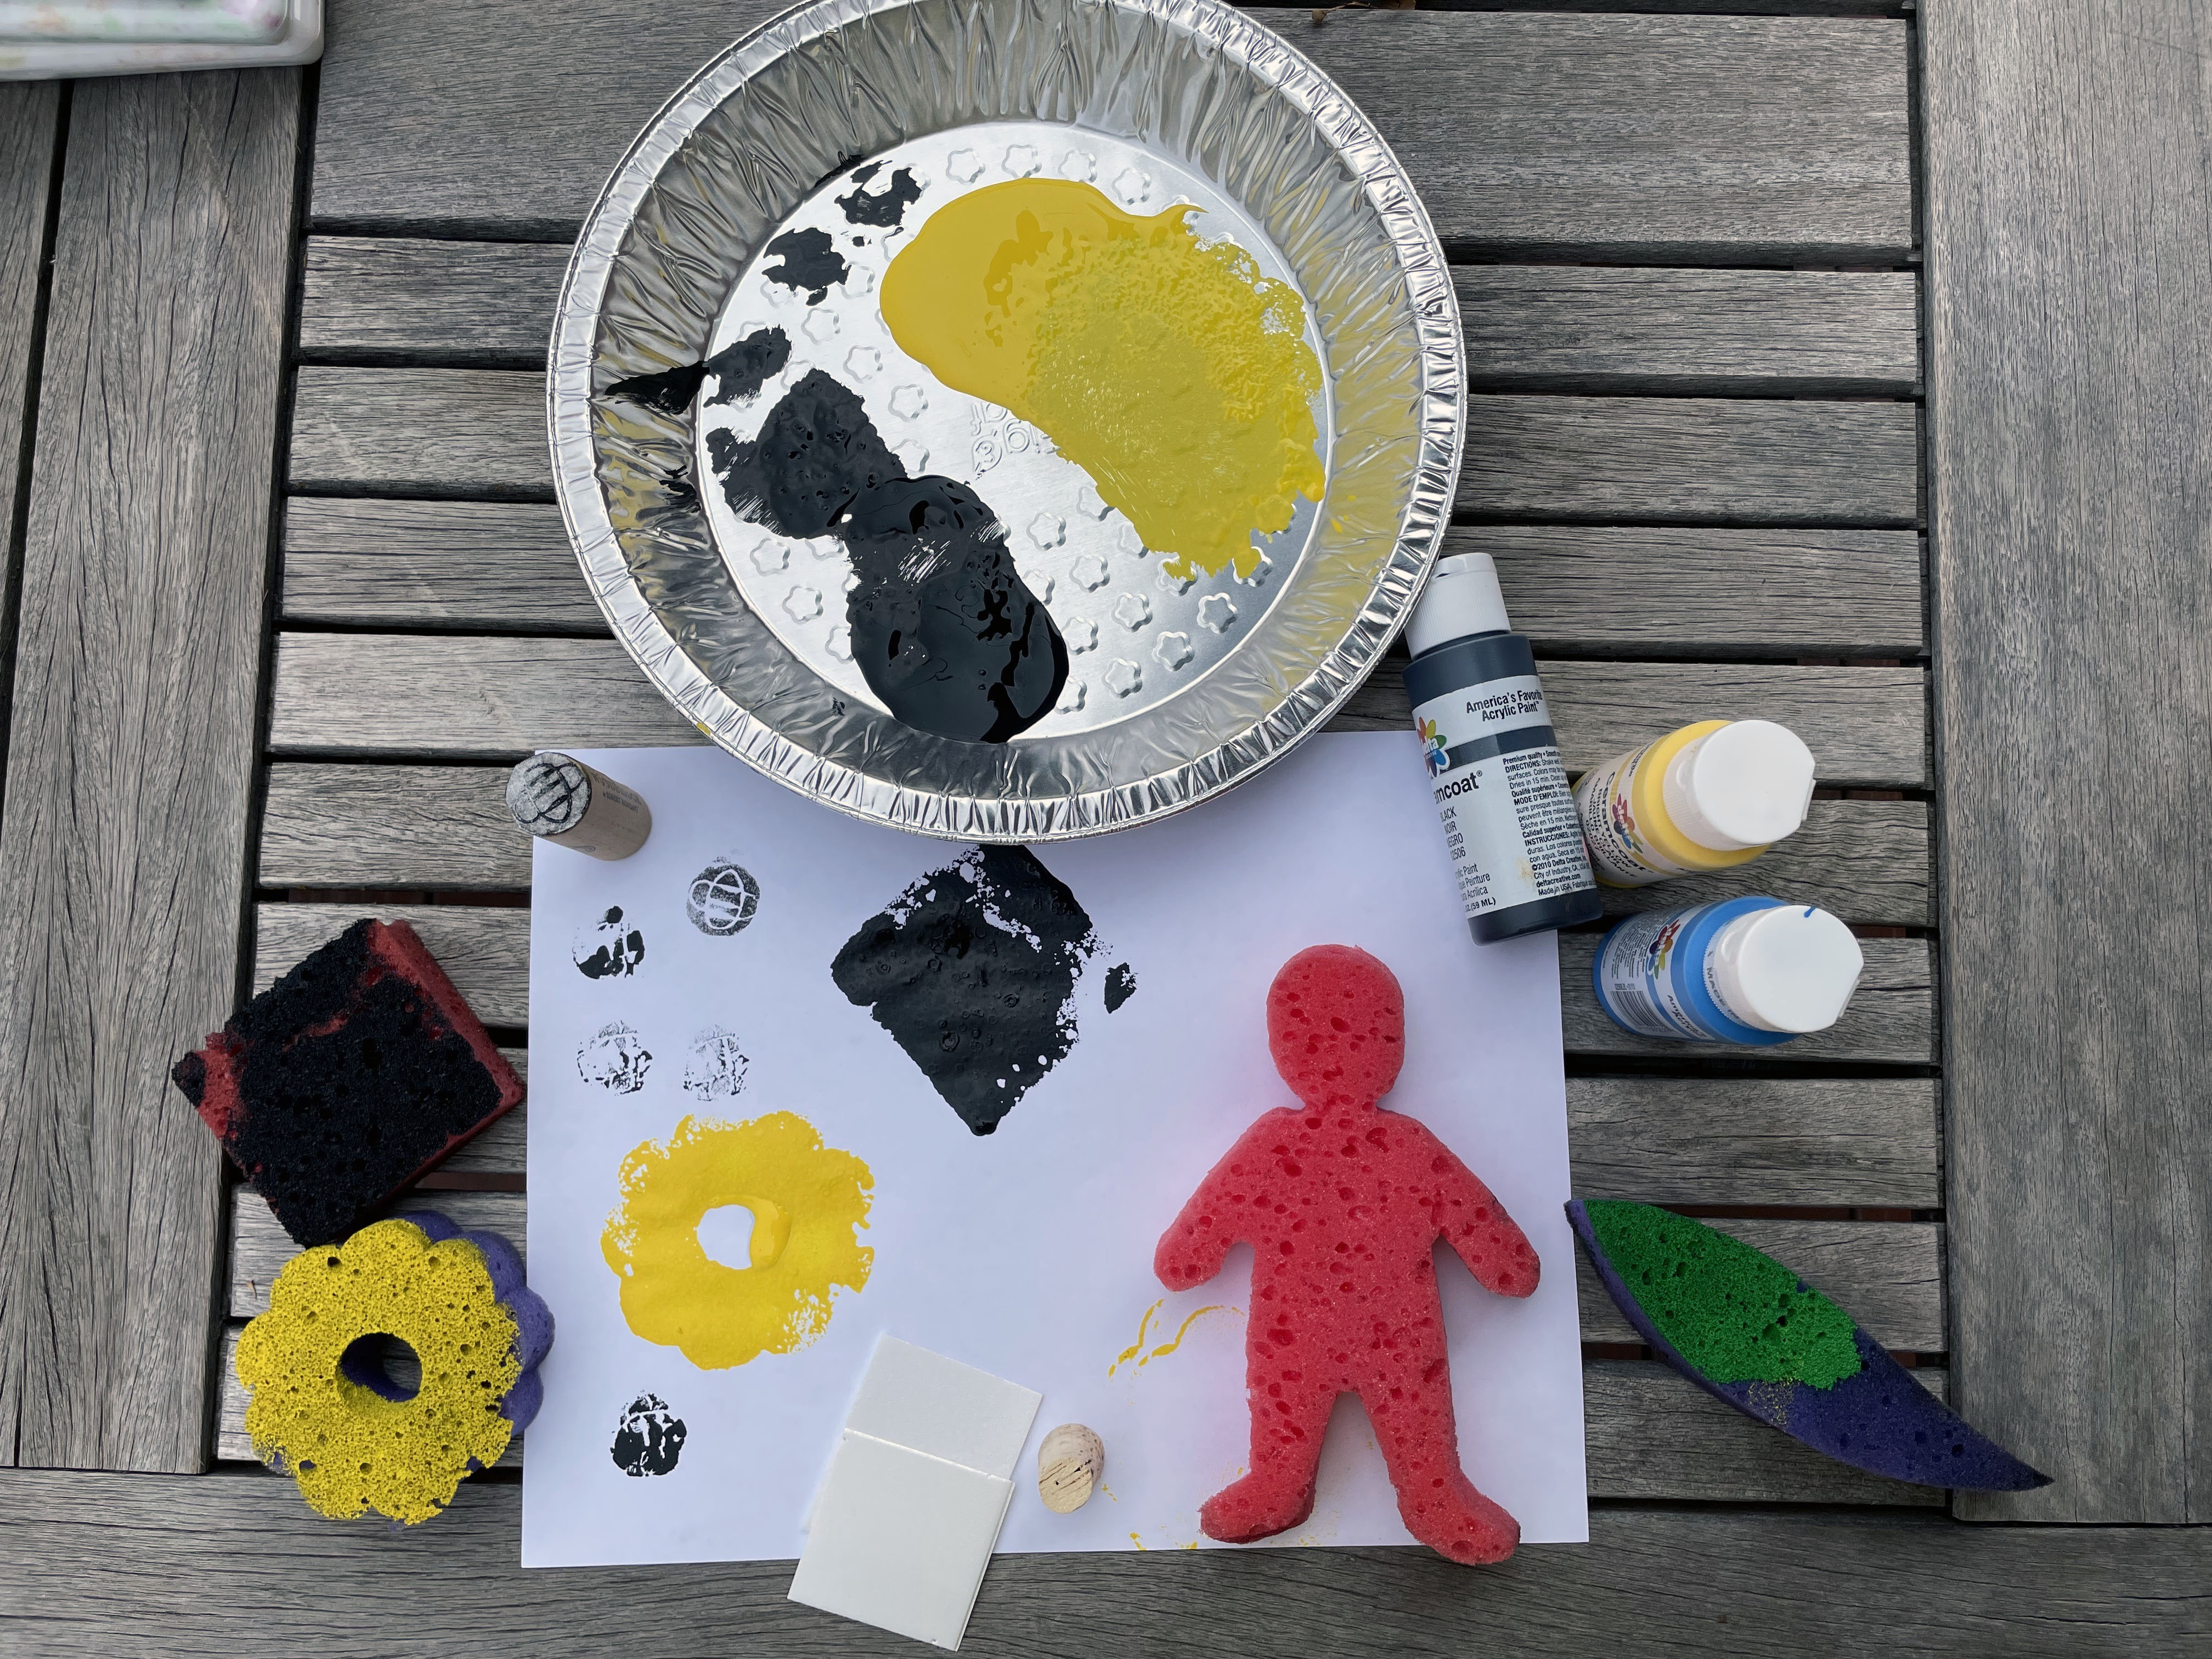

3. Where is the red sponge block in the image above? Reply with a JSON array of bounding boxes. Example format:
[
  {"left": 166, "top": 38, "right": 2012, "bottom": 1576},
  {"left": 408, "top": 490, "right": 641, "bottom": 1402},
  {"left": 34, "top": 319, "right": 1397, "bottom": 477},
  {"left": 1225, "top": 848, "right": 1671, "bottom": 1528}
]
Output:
[{"left": 1155, "top": 945, "right": 1537, "bottom": 1565}]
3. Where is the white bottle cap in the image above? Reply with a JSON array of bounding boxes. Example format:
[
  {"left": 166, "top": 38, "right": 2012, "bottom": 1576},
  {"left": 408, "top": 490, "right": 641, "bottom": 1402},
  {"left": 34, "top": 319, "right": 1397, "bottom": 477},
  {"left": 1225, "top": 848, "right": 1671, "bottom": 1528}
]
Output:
[
  {"left": 1661, "top": 720, "right": 1817, "bottom": 852},
  {"left": 1404, "top": 552, "right": 1513, "bottom": 657},
  {"left": 1708, "top": 905, "right": 1863, "bottom": 1034}
]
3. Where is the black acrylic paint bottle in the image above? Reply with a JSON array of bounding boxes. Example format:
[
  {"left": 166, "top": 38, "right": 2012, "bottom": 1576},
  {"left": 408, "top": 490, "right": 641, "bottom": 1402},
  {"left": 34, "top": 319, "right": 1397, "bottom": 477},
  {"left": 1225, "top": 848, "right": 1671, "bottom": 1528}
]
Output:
[{"left": 1402, "top": 553, "right": 1603, "bottom": 944}]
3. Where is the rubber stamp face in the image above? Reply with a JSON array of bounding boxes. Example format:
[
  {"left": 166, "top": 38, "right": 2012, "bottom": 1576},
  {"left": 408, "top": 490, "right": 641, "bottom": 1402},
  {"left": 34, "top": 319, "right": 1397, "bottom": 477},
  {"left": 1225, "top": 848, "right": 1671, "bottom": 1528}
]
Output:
[{"left": 508, "top": 753, "right": 591, "bottom": 837}]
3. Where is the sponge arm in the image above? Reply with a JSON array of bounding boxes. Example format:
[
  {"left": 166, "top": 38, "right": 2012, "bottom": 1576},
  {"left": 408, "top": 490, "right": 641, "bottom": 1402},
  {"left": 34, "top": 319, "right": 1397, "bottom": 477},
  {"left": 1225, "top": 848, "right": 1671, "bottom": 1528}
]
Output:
[
  {"left": 1432, "top": 1144, "right": 1540, "bottom": 1300},
  {"left": 1154, "top": 1126, "right": 1267, "bottom": 1290}
]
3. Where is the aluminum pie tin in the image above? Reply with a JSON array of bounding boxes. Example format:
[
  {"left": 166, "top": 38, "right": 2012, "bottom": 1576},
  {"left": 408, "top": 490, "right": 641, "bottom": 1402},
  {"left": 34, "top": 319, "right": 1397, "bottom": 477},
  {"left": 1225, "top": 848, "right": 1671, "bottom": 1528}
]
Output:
[{"left": 549, "top": 0, "right": 1464, "bottom": 842}]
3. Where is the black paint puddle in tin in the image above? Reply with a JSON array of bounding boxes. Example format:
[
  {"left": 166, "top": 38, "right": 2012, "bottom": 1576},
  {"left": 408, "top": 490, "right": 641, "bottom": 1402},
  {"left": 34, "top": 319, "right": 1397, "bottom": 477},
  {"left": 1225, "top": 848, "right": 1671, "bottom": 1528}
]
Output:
[
  {"left": 831, "top": 847, "right": 1101, "bottom": 1136},
  {"left": 600, "top": 326, "right": 792, "bottom": 418},
  {"left": 707, "top": 369, "right": 1067, "bottom": 743},
  {"left": 611, "top": 1393, "right": 688, "bottom": 1476},
  {"left": 761, "top": 227, "right": 849, "bottom": 304},
  {"left": 836, "top": 162, "right": 922, "bottom": 229}
]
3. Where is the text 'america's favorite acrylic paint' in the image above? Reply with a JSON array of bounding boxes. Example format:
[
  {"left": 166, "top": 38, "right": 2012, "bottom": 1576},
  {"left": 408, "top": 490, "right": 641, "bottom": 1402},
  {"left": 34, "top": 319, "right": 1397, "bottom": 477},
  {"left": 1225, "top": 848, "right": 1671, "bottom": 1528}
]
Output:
[
  {"left": 1403, "top": 553, "right": 1602, "bottom": 944},
  {"left": 1592, "top": 897, "right": 1863, "bottom": 1046},
  {"left": 1572, "top": 719, "right": 1816, "bottom": 888}
]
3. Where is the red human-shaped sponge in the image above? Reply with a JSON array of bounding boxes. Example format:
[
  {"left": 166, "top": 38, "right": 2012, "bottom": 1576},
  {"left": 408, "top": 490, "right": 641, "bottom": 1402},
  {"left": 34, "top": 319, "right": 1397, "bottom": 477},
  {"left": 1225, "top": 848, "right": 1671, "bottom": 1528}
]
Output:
[{"left": 1155, "top": 945, "right": 1538, "bottom": 1565}]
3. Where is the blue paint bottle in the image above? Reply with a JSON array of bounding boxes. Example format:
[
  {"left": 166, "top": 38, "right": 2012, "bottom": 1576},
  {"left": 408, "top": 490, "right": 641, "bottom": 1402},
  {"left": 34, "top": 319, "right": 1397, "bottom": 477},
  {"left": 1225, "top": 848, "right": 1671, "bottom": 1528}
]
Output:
[
  {"left": 1592, "top": 896, "right": 1864, "bottom": 1046},
  {"left": 1403, "top": 553, "right": 1602, "bottom": 944}
]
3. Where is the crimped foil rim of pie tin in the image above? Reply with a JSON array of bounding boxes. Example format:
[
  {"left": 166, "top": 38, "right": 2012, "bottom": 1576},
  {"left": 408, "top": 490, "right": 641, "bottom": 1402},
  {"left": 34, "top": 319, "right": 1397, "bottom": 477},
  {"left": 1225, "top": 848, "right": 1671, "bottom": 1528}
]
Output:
[{"left": 549, "top": 0, "right": 1465, "bottom": 842}]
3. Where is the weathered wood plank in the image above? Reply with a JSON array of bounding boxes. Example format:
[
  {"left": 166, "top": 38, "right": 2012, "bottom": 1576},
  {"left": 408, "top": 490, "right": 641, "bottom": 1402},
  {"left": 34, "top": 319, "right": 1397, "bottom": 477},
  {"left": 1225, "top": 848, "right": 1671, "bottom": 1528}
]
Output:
[
  {"left": 258, "top": 763, "right": 1929, "bottom": 926},
  {"left": 311, "top": 5, "right": 1910, "bottom": 259},
  {"left": 299, "top": 236, "right": 569, "bottom": 362},
  {"left": 1925, "top": 0, "right": 2212, "bottom": 1525},
  {"left": 208, "top": 1320, "right": 1940, "bottom": 1505},
  {"left": 1455, "top": 268, "right": 1920, "bottom": 397},
  {"left": 298, "top": 236, "right": 1920, "bottom": 399},
  {"left": 280, "top": 498, "right": 604, "bottom": 631},
  {"left": 266, "top": 636, "right": 1929, "bottom": 786},
  {"left": 252, "top": 901, "right": 1933, "bottom": 1066},
  {"left": 1335, "top": 659, "right": 1928, "bottom": 789},
  {"left": 1568, "top": 1077, "right": 1938, "bottom": 1210},
  {"left": 0, "top": 1483, "right": 2180, "bottom": 1659},
  {"left": 224, "top": 1185, "right": 1942, "bottom": 1355},
  {"left": 1599, "top": 799, "right": 1929, "bottom": 928},
  {"left": 317, "top": 1060, "right": 1936, "bottom": 1211},
  {"left": 0, "top": 71, "right": 300, "bottom": 1475},
  {"left": 288, "top": 368, "right": 1919, "bottom": 528},
  {"left": 1561, "top": 933, "right": 1934, "bottom": 1066},
  {"left": 1479, "top": 526, "right": 1925, "bottom": 659},
  {"left": 1458, "top": 396, "right": 1919, "bottom": 527},
  {"left": 260, "top": 763, "right": 529, "bottom": 888},
  {"left": 0, "top": 83, "right": 60, "bottom": 692},
  {"left": 280, "top": 499, "right": 1927, "bottom": 658},
  {"left": 9, "top": 1469, "right": 2212, "bottom": 1658},
  {"left": 288, "top": 367, "right": 544, "bottom": 496},
  {"left": 1579, "top": 1359, "right": 1943, "bottom": 1506}
]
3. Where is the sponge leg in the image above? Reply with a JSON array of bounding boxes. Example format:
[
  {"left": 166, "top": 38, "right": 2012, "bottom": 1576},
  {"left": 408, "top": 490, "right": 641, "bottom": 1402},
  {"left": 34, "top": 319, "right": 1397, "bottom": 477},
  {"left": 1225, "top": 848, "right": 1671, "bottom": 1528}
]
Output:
[
  {"left": 1363, "top": 1381, "right": 1520, "bottom": 1565},
  {"left": 1199, "top": 1385, "right": 1336, "bottom": 1544}
]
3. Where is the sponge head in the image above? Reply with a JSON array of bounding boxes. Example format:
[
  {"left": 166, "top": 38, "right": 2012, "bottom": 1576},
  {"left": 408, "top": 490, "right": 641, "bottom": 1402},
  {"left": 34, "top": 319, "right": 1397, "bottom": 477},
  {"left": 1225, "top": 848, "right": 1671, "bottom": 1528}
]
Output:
[{"left": 1266, "top": 944, "right": 1405, "bottom": 1109}]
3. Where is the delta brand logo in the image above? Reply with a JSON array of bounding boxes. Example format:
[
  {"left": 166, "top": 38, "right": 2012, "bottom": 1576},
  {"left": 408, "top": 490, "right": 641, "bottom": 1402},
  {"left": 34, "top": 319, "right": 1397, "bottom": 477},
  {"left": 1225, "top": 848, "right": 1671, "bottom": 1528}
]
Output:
[{"left": 1417, "top": 716, "right": 1449, "bottom": 776}]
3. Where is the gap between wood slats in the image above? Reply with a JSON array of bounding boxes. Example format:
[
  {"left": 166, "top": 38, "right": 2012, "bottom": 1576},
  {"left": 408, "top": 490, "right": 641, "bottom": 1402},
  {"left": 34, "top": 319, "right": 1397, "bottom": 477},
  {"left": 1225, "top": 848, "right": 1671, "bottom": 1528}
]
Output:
[
  {"left": 249, "top": 900, "right": 1934, "bottom": 1064},
  {"left": 206, "top": 1319, "right": 1941, "bottom": 1506},
  {"left": 263, "top": 634, "right": 1929, "bottom": 788},
  {"left": 308, "top": 9, "right": 1911, "bottom": 260},
  {"left": 286, "top": 367, "right": 1922, "bottom": 528},
  {"left": 300, "top": 238, "right": 1920, "bottom": 397},
  {"left": 256, "top": 762, "right": 1931, "bottom": 926},
  {"left": 280, "top": 499, "right": 1927, "bottom": 660}
]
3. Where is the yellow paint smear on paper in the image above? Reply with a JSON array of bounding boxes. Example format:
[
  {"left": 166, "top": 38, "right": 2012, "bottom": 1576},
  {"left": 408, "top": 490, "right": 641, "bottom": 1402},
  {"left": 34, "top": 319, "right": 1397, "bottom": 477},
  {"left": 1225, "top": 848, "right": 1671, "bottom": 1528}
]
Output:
[
  {"left": 1146, "top": 1304, "right": 1235, "bottom": 1362},
  {"left": 1109, "top": 1298, "right": 1243, "bottom": 1376},
  {"left": 602, "top": 1112, "right": 873, "bottom": 1370},
  {"left": 1109, "top": 1297, "right": 1165, "bottom": 1376},
  {"left": 881, "top": 178, "right": 1325, "bottom": 580}
]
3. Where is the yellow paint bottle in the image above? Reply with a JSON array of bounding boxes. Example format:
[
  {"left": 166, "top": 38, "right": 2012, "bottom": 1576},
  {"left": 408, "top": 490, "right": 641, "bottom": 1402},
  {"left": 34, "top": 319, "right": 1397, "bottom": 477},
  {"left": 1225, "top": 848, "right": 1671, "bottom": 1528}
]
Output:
[{"left": 1571, "top": 720, "right": 1815, "bottom": 888}]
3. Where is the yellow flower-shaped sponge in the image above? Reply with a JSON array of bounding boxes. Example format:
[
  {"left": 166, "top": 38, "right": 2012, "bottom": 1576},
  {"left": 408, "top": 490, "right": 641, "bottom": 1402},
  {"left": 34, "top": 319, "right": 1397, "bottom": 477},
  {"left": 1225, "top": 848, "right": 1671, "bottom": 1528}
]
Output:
[
  {"left": 235, "top": 1215, "right": 546, "bottom": 1524},
  {"left": 603, "top": 1111, "right": 873, "bottom": 1369}
]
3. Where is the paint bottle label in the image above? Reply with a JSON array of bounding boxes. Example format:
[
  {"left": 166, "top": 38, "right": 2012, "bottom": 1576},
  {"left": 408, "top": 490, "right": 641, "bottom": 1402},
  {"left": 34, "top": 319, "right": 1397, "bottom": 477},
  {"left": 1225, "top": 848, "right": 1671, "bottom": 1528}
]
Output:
[
  {"left": 1412, "top": 675, "right": 1593, "bottom": 923},
  {"left": 1573, "top": 744, "right": 1698, "bottom": 887},
  {"left": 1592, "top": 905, "right": 1716, "bottom": 1039}
]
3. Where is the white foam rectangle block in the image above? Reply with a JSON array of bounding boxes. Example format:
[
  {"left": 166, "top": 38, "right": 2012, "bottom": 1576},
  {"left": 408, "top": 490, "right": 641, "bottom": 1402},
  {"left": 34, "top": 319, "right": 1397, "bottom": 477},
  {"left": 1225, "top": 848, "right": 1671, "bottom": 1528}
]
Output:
[
  {"left": 788, "top": 1431, "right": 1014, "bottom": 1651},
  {"left": 844, "top": 1335, "right": 1042, "bottom": 1480}
]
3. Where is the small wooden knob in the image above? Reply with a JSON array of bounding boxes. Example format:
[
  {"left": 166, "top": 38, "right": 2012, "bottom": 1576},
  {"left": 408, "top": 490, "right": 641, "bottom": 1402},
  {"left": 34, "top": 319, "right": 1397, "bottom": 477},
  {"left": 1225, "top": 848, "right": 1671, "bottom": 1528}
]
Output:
[{"left": 1037, "top": 1423, "right": 1104, "bottom": 1514}]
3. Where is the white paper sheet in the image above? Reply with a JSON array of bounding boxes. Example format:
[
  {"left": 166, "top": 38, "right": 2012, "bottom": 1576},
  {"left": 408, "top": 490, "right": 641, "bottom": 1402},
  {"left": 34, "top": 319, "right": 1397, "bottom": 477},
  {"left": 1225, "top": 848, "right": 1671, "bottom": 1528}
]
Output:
[{"left": 522, "top": 732, "right": 1587, "bottom": 1566}]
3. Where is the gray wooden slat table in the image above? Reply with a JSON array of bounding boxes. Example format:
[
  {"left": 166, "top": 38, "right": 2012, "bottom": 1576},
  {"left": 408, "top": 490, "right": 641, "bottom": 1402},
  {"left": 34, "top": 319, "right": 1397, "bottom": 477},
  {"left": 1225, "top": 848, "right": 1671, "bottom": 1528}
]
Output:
[{"left": 3, "top": 0, "right": 2210, "bottom": 1652}]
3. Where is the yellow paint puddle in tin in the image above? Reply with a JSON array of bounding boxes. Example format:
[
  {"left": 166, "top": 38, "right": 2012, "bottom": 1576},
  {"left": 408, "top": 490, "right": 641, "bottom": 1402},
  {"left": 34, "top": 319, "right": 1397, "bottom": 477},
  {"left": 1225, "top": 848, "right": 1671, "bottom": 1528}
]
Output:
[{"left": 881, "top": 178, "right": 1324, "bottom": 580}]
